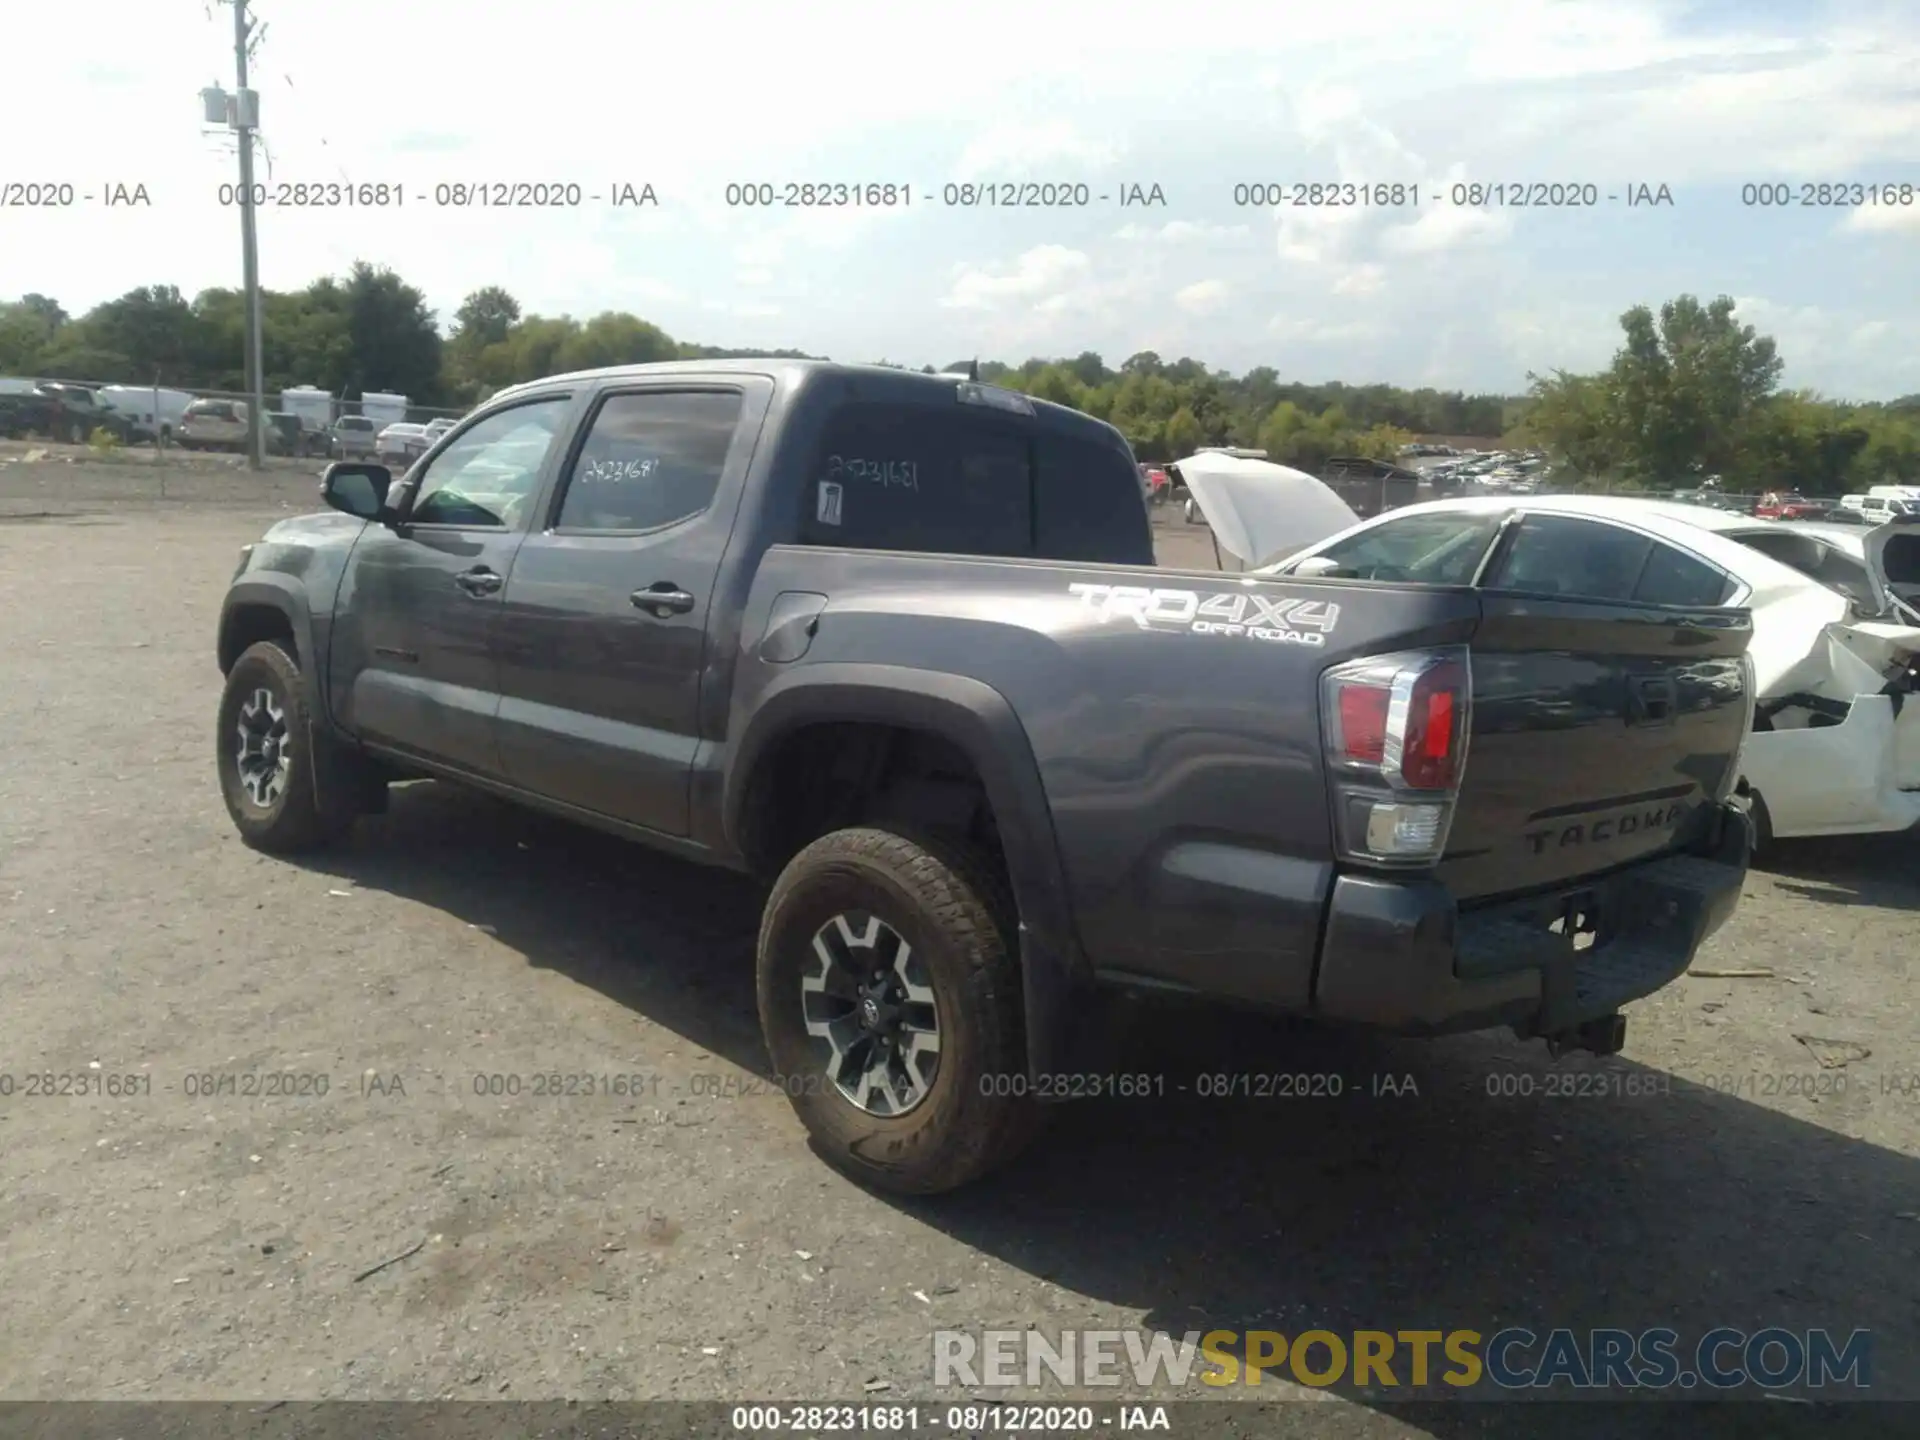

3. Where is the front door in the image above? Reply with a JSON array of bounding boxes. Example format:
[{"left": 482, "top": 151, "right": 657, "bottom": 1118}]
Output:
[
  {"left": 329, "top": 394, "right": 574, "bottom": 776},
  {"left": 492, "top": 382, "right": 767, "bottom": 835}
]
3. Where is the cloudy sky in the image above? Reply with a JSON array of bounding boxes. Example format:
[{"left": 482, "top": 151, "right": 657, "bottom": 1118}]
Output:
[{"left": 4, "top": 0, "right": 1916, "bottom": 398}]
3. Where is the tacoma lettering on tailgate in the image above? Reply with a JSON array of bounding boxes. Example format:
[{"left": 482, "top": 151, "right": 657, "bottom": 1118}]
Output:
[
  {"left": 1523, "top": 802, "right": 1687, "bottom": 855},
  {"left": 1067, "top": 584, "right": 1340, "bottom": 646}
]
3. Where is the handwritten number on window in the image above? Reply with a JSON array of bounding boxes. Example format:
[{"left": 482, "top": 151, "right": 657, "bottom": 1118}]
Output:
[
  {"left": 826, "top": 455, "right": 918, "bottom": 490},
  {"left": 582, "top": 456, "right": 661, "bottom": 483}
]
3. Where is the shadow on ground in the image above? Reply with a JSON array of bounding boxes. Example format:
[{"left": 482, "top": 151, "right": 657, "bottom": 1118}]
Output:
[
  {"left": 296, "top": 781, "right": 1914, "bottom": 1435},
  {"left": 1756, "top": 829, "right": 1920, "bottom": 913}
]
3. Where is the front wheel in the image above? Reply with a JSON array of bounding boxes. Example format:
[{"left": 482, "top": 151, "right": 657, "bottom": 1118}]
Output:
[
  {"left": 216, "top": 640, "right": 360, "bottom": 852},
  {"left": 756, "top": 826, "right": 1039, "bottom": 1195}
]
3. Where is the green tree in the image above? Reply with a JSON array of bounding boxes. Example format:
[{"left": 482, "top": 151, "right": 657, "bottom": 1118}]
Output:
[
  {"left": 1512, "top": 369, "right": 1623, "bottom": 483},
  {"left": 451, "top": 286, "right": 521, "bottom": 348},
  {"left": 1163, "top": 405, "right": 1202, "bottom": 457},
  {"left": 340, "top": 262, "right": 443, "bottom": 402},
  {"left": 1608, "top": 295, "right": 1782, "bottom": 482},
  {"left": 78, "top": 286, "right": 199, "bottom": 383},
  {"left": 557, "top": 312, "right": 676, "bottom": 371},
  {"left": 1351, "top": 423, "right": 1417, "bottom": 461}
]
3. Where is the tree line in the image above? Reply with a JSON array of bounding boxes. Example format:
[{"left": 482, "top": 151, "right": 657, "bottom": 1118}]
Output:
[
  {"left": 1513, "top": 295, "right": 1920, "bottom": 492},
  {"left": 4, "top": 263, "right": 1915, "bottom": 488}
]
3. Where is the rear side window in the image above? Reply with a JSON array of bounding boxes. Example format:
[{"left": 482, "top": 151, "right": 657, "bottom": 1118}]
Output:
[
  {"left": 1033, "top": 431, "right": 1152, "bottom": 564},
  {"left": 1634, "top": 541, "right": 1737, "bottom": 606},
  {"left": 1488, "top": 514, "right": 1736, "bottom": 605},
  {"left": 1300, "top": 511, "right": 1503, "bottom": 583},
  {"left": 801, "top": 404, "right": 1032, "bottom": 557},
  {"left": 555, "top": 390, "right": 743, "bottom": 532},
  {"left": 1487, "top": 515, "right": 1651, "bottom": 601}
]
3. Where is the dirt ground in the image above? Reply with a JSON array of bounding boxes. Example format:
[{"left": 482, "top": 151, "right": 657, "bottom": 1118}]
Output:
[{"left": 2, "top": 448, "right": 1916, "bottom": 1434}]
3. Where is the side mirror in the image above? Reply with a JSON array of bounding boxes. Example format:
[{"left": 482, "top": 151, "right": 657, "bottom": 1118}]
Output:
[{"left": 321, "top": 462, "right": 394, "bottom": 521}]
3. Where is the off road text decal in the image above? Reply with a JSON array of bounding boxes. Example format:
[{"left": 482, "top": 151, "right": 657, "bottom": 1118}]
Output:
[{"left": 1067, "top": 584, "right": 1340, "bottom": 646}]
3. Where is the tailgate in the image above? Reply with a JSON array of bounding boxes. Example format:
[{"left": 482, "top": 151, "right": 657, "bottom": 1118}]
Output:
[{"left": 1439, "top": 595, "right": 1752, "bottom": 902}]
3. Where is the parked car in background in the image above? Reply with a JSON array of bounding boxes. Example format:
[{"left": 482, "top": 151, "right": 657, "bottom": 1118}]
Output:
[
  {"left": 280, "top": 386, "right": 334, "bottom": 445},
  {"left": 1862, "top": 495, "right": 1916, "bottom": 525},
  {"left": 1137, "top": 463, "right": 1170, "bottom": 506},
  {"left": 375, "top": 422, "right": 431, "bottom": 465},
  {"left": 178, "top": 398, "right": 250, "bottom": 451},
  {"left": 0, "top": 383, "right": 135, "bottom": 443},
  {"left": 1754, "top": 491, "right": 1830, "bottom": 521},
  {"left": 1253, "top": 490, "right": 1920, "bottom": 846},
  {"left": 1319, "top": 455, "right": 1423, "bottom": 519},
  {"left": 1830, "top": 494, "right": 1914, "bottom": 526},
  {"left": 330, "top": 415, "right": 379, "bottom": 459},
  {"left": 96, "top": 385, "right": 197, "bottom": 442},
  {"left": 264, "top": 412, "right": 331, "bottom": 458},
  {"left": 422, "top": 417, "right": 456, "bottom": 444}
]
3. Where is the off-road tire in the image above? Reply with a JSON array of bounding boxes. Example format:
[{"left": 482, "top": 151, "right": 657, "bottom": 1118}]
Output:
[
  {"left": 216, "top": 639, "right": 358, "bottom": 853},
  {"left": 757, "top": 825, "right": 1039, "bottom": 1195}
]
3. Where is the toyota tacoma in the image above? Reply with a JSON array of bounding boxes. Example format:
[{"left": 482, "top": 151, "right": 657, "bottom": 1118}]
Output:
[{"left": 214, "top": 361, "right": 1754, "bottom": 1193}]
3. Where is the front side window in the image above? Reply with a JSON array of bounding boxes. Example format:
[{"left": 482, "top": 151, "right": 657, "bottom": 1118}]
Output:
[
  {"left": 800, "top": 403, "right": 1032, "bottom": 557},
  {"left": 408, "top": 397, "right": 568, "bottom": 528},
  {"left": 553, "top": 390, "right": 743, "bottom": 532},
  {"left": 1297, "top": 510, "right": 1504, "bottom": 584}
]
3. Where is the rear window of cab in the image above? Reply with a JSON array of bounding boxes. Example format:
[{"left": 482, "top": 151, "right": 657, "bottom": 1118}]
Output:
[{"left": 796, "top": 402, "right": 1153, "bottom": 565}]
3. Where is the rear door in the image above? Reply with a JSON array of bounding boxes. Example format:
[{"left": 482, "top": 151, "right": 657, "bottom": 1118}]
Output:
[
  {"left": 491, "top": 378, "right": 772, "bottom": 835},
  {"left": 1441, "top": 510, "right": 1750, "bottom": 901}
]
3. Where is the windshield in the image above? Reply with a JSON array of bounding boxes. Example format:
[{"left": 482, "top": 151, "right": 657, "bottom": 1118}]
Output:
[{"left": 1291, "top": 510, "right": 1505, "bottom": 583}]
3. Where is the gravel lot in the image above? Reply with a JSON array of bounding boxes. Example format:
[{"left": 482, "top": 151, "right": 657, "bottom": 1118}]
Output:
[{"left": 2, "top": 449, "right": 1915, "bottom": 1433}]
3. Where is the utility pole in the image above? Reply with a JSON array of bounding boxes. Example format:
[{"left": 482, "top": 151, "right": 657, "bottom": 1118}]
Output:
[{"left": 229, "top": 0, "right": 265, "bottom": 470}]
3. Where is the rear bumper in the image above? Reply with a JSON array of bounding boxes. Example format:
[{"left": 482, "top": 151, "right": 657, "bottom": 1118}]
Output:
[{"left": 1311, "top": 799, "right": 1752, "bottom": 1038}]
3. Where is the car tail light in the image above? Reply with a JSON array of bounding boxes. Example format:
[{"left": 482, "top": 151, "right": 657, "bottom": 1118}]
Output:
[{"left": 1320, "top": 647, "right": 1472, "bottom": 866}]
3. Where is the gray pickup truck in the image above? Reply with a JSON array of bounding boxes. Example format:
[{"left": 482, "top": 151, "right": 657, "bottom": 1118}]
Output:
[{"left": 214, "top": 360, "right": 1754, "bottom": 1193}]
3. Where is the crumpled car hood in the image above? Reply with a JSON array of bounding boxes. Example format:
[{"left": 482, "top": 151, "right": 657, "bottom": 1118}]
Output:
[{"left": 1170, "top": 452, "right": 1358, "bottom": 567}]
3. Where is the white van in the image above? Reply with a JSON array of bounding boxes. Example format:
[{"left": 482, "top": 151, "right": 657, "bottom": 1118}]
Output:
[
  {"left": 1858, "top": 494, "right": 1918, "bottom": 525},
  {"left": 96, "top": 385, "right": 196, "bottom": 441}
]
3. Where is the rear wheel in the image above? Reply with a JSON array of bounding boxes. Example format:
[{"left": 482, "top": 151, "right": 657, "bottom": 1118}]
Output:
[{"left": 756, "top": 826, "right": 1038, "bottom": 1195}]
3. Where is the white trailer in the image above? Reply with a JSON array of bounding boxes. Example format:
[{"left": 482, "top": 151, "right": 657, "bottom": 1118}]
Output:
[
  {"left": 359, "top": 392, "right": 410, "bottom": 429},
  {"left": 280, "top": 386, "right": 334, "bottom": 435}
]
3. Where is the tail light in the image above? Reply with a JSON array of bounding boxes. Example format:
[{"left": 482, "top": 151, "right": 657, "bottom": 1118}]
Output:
[{"left": 1320, "top": 646, "right": 1472, "bottom": 866}]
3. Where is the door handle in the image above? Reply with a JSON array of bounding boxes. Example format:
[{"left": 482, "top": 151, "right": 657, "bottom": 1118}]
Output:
[
  {"left": 632, "top": 584, "right": 696, "bottom": 617},
  {"left": 455, "top": 567, "right": 503, "bottom": 597},
  {"left": 1628, "top": 675, "right": 1675, "bottom": 726}
]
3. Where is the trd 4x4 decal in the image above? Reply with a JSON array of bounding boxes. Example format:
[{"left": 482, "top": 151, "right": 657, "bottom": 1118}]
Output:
[{"left": 1067, "top": 583, "right": 1341, "bottom": 646}]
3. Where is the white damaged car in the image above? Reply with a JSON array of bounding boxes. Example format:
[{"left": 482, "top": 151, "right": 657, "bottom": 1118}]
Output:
[{"left": 1171, "top": 453, "right": 1920, "bottom": 845}]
